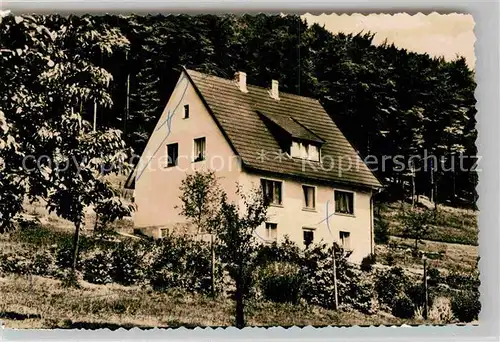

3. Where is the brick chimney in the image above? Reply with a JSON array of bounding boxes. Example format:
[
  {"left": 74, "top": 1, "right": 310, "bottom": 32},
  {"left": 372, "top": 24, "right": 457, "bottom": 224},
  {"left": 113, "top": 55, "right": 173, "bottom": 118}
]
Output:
[
  {"left": 270, "top": 79, "right": 280, "bottom": 100},
  {"left": 234, "top": 71, "right": 248, "bottom": 93}
]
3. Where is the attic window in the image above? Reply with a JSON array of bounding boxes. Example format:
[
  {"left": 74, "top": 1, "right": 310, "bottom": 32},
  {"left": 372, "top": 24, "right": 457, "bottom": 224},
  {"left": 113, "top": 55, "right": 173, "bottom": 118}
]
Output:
[
  {"left": 291, "top": 140, "right": 320, "bottom": 161},
  {"left": 183, "top": 104, "right": 190, "bottom": 119}
]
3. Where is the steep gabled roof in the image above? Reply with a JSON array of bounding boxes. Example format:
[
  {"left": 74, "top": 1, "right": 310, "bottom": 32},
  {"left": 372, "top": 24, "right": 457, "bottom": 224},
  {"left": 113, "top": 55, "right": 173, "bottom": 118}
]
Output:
[{"left": 185, "top": 69, "right": 382, "bottom": 189}]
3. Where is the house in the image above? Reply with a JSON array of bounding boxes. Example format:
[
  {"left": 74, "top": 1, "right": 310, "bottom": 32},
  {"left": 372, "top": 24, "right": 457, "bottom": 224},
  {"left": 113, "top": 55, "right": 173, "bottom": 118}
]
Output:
[{"left": 126, "top": 67, "right": 382, "bottom": 262}]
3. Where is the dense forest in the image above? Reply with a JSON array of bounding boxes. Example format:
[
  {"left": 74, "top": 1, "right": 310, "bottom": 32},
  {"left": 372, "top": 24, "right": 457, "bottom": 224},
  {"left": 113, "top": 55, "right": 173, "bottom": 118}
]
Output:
[{"left": 0, "top": 14, "right": 477, "bottom": 228}]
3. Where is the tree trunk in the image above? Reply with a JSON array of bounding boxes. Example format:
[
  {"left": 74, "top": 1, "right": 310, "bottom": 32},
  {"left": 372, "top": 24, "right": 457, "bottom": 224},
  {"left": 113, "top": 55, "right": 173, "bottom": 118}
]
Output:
[
  {"left": 72, "top": 222, "right": 81, "bottom": 272},
  {"left": 235, "top": 273, "right": 245, "bottom": 328}
]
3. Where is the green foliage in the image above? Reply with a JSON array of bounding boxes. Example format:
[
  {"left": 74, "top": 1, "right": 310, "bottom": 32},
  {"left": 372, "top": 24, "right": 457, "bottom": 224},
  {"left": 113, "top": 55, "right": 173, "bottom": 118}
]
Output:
[
  {"left": 360, "top": 254, "right": 376, "bottom": 272},
  {"left": 374, "top": 217, "right": 390, "bottom": 244},
  {"left": 445, "top": 271, "right": 480, "bottom": 291},
  {"left": 82, "top": 250, "right": 113, "bottom": 284},
  {"left": 300, "top": 242, "right": 375, "bottom": 313},
  {"left": 30, "top": 250, "right": 56, "bottom": 276},
  {"left": 391, "top": 295, "right": 414, "bottom": 319},
  {"left": 374, "top": 266, "right": 409, "bottom": 307},
  {"left": 451, "top": 291, "right": 481, "bottom": 322},
  {"left": 259, "top": 262, "right": 302, "bottom": 304},
  {"left": 427, "top": 267, "right": 442, "bottom": 287},
  {"left": 399, "top": 209, "right": 433, "bottom": 249},
  {"left": 149, "top": 234, "right": 218, "bottom": 294},
  {"left": 0, "top": 253, "right": 30, "bottom": 275},
  {"left": 110, "top": 240, "right": 146, "bottom": 285},
  {"left": 255, "top": 236, "right": 302, "bottom": 266}
]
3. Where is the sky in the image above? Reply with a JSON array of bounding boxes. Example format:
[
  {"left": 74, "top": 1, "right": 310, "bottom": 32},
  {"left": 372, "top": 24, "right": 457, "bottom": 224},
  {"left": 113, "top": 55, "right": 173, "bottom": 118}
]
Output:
[{"left": 302, "top": 13, "right": 475, "bottom": 69}]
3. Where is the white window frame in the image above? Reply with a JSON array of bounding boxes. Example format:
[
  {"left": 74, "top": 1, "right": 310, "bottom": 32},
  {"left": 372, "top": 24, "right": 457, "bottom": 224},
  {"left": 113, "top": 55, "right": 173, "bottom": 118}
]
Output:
[
  {"left": 302, "top": 184, "right": 317, "bottom": 211},
  {"left": 265, "top": 222, "right": 278, "bottom": 242},
  {"left": 260, "top": 178, "right": 284, "bottom": 207},
  {"left": 290, "top": 139, "right": 321, "bottom": 162},
  {"left": 333, "top": 189, "right": 355, "bottom": 216},
  {"left": 193, "top": 136, "right": 206, "bottom": 162}
]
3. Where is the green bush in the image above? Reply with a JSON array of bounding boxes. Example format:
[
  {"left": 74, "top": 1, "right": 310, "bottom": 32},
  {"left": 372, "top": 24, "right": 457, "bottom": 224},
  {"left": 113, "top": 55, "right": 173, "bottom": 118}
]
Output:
[
  {"left": 259, "top": 262, "right": 302, "bottom": 304},
  {"left": 0, "top": 253, "right": 30, "bottom": 275},
  {"left": 300, "top": 242, "right": 375, "bottom": 313},
  {"left": 55, "top": 244, "right": 77, "bottom": 269},
  {"left": 427, "top": 268, "right": 441, "bottom": 287},
  {"left": 374, "top": 217, "right": 390, "bottom": 244},
  {"left": 30, "top": 251, "right": 55, "bottom": 276},
  {"left": 360, "top": 254, "right": 376, "bottom": 272},
  {"left": 111, "top": 241, "right": 146, "bottom": 285},
  {"left": 375, "top": 267, "right": 409, "bottom": 307},
  {"left": 451, "top": 291, "right": 481, "bottom": 322},
  {"left": 391, "top": 295, "right": 414, "bottom": 319},
  {"left": 82, "top": 251, "right": 113, "bottom": 284},
  {"left": 255, "top": 236, "right": 302, "bottom": 266},
  {"left": 406, "top": 282, "right": 433, "bottom": 308},
  {"left": 446, "top": 272, "right": 480, "bottom": 291},
  {"left": 149, "top": 235, "right": 219, "bottom": 294}
]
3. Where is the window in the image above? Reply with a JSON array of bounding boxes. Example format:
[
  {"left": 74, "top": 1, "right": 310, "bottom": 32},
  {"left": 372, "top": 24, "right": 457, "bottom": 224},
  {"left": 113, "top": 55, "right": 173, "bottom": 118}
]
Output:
[
  {"left": 290, "top": 140, "right": 320, "bottom": 161},
  {"left": 335, "top": 190, "right": 354, "bottom": 215},
  {"left": 183, "top": 104, "right": 190, "bottom": 119},
  {"left": 302, "top": 185, "right": 315, "bottom": 209},
  {"left": 166, "top": 143, "right": 178, "bottom": 167},
  {"left": 261, "top": 179, "right": 282, "bottom": 205},
  {"left": 339, "top": 231, "right": 351, "bottom": 250},
  {"left": 193, "top": 137, "right": 206, "bottom": 162},
  {"left": 303, "top": 229, "right": 314, "bottom": 247},
  {"left": 265, "top": 222, "right": 277, "bottom": 242}
]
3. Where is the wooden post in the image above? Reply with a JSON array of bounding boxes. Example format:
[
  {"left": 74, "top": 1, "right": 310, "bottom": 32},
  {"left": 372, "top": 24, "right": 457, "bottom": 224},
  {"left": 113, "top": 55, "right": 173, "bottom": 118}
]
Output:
[
  {"left": 423, "top": 257, "right": 428, "bottom": 319},
  {"left": 210, "top": 233, "right": 216, "bottom": 298},
  {"left": 93, "top": 101, "right": 97, "bottom": 132},
  {"left": 332, "top": 245, "right": 339, "bottom": 310},
  {"left": 125, "top": 50, "right": 130, "bottom": 134}
]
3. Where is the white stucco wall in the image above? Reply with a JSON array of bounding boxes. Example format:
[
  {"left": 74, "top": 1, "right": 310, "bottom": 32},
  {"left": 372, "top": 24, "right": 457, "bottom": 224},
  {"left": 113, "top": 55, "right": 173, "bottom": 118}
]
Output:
[
  {"left": 134, "top": 71, "right": 242, "bottom": 233},
  {"left": 134, "top": 70, "right": 374, "bottom": 262},
  {"left": 238, "top": 172, "right": 374, "bottom": 263}
]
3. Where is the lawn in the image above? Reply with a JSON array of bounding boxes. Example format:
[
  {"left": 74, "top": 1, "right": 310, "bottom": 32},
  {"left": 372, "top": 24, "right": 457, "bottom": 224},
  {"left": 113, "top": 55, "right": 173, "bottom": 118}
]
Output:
[
  {"left": 377, "top": 201, "right": 478, "bottom": 246},
  {"left": 0, "top": 274, "right": 409, "bottom": 329}
]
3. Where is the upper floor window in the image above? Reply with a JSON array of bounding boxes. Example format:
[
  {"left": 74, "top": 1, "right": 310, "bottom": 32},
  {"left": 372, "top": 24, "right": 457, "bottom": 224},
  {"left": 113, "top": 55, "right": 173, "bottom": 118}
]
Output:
[
  {"left": 335, "top": 190, "right": 354, "bottom": 215},
  {"left": 290, "top": 140, "right": 320, "bottom": 161},
  {"left": 302, "top": 185, "right": 316, "bottom": 210},
  {"left": 193, "top": 137, "right": 206, "bottom": 162},
  {"left": 166, "top": 143, "right": 178, "bottom": 167},
  {"left": 261, "top": 179, "right": 282, "bottom": 205},
  {"left": 183, "top": 104, "right": 190, "bottom": 119}
]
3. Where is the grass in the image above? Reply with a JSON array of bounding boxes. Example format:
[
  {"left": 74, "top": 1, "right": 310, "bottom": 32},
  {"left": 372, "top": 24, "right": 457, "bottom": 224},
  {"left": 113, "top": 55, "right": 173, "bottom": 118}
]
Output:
[
  {"left": 375, "top": 236, "right": 478, "bottom": 275},
  {"left": 377, "top": 201, "right": 478, "bottom": 246},
  {"left": 0, "top": 274, "right": 425, "bottom": 329}
]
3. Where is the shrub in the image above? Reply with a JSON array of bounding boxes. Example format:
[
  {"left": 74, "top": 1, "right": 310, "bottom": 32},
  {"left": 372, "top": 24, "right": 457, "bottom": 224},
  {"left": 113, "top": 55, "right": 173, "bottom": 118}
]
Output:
[
  {"left": 360, "top": 254, "right": 376, "bottom": 272},
  {"left": 391, "top": 294, "right": 414, "bottom": 319},
  {"left": 30, "top": 251, "right": 55, "bottom": 276},
  {"left": 259, "top": 262, "right": 302, "bottom": 304},
  {"left": 374, "top": 217, "right": 390, "bottom": 244},
  {"left": 149, "top": 235, "right": 220, "bottom": 294},
  {"left": 451, "top": 291, "right": 481, "bottom": 322},
  {"left": 56, "top": 244, "right": 80, "bottom": 270},
  {"left": 0, "top": 253, "right": 30, "bottom": 275},
  {"left": 406, "top": 283, "right": 433, "bottom": 308},
  {"left": 374, "top": 266, "right": 408, "bottom": 307},
  {"left": 427, "top": 268, "right": 441, "bottom": 287},
  {"left": 82, "top": 250, "right": 113, "bottom": 284},
  {"left": 446, "top": 272, "right": 480, "bottom": 291},
  {"left": 111, "top": 241, "right": 146, "bottom": 285},
  {"left": 255, "top": 236, "right": 302, "bottom": 266},
  {"left": 300, "top": 242, "right": 375, "bottom": 313}
]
